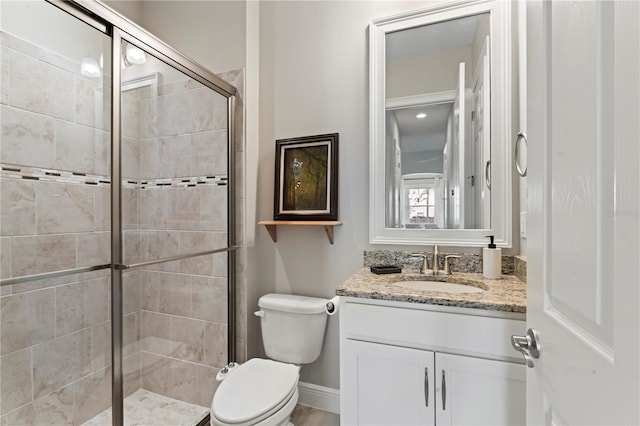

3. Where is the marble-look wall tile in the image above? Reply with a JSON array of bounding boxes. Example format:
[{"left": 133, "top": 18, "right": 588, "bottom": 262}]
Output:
[
  {"left": 179, "top": 232, "right": 214, "bottom": 276},
  {"left": 1, "top": 288, "right": 55, "bottom": 354},
  {"left": 91, "top": 321, "right": 111, "bottom": 372},
  {"left": 77, "top": 232, "right": 110, "bottom": 267},
  {"left": 36, "top": 182, "right": 94, "bottom": 234},
  {"left": 140, "top": 271, "right": 159, "bottom": 312},
  {"left": 123, "top": 231, "right": 148, "bottom": 266},
  {"left": 190, "top": 130, "right": 227, "bottom": 177},
  {"left": 122, "top": 92, "right": 140, "bottom": 139},
  {"left": 11, "top": 234, "right": 76, "bottom": 277},
  {"left": 204, "top": 321, "right": 227, "bottom": 369},
  {"left": 123, "top": 271, "right": 141, "bottom": 316},
  {"left": 213, "top": 249, "right": 228, "bottom": 279},
  {"left": 124, "top": 352, "right": 141, "bottom": 398},
  {"left": 73, "top": 366, "right": 111, "bottom": 425},
  {"left": 162, "top": 357, "right": 198, "bottom": 404},
  {"left": 167, "top": 188, "right": 199, "bottom": 231},
  {"left": 199, "top": 186, "right": 228, "bottom": 231},
  {"left": 54, "top": 120, "right": 100, "bottom": 175},
  {"left": 0, "top": 348, "right": 32, "bottom": 414},
  {"left": 1, "top": 105, "right": 55, "bottom": 168},
  {"left": 139, "top": 188, "right": 167, "bottom": 230},
  {"left": 74, "top": 75, "right": 102, "bottom": 129},
  {"left": 94, "top": 186, "right": 111, "bottom": 232},
  {"left": 0, "top": 237, "right": 10, "bottom": 281},
  {"left": 158, "top": 273, "right": 191, "bottom": 317},
  {"left": 180, "top": 87, "right": 215, "bottom": 134},
  {"left": 156, "top": 93, "right": 182, "bottom": 137},
  {"left": 170, "top": 317, "right": 205, "bottom": 363},
  {"left": 1, "top": 46, "right": 9, "bottom": 105},
  {"left": 32, "top": 328, "right": 91, "bottom": 399},
  {"left": 0, "top": 178, "right": 35, "bottom": 237},
  {"left": 194, "top": 364, "right": 219, "bottom": 408},
  {"left": 192, "top": 276, "right": 227, "bottom": 323},
  {"left": 123, "top": 312, "right": 138, "bottom": 358},
  {"left": 5, "top": 384, "right": 74, "bottom": 425},
  {"left": 140, "top": 310, "right": 171, "bottom": 356},
  {"left": 8, "top": 49, "right": 74, "bottom": 121},
  {"left": 147, "top": 231, "right": 179, "bottom": 272},
  {"left": 122, "top": 136, "right": 140, "bottom": 181},
  {"left": 55, "top": 277, "right": 109, "bottom": 336},
  {"left": 121, "top": 186, "right": 139, "bottom": 231}
]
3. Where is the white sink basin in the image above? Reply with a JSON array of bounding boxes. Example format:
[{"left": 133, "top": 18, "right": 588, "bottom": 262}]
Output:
[{"left": 394, "top": 280, "right": 484, "bottom": 294}]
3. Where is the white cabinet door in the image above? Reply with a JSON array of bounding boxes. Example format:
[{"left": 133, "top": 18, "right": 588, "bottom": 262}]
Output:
[
  {"left": 341, "top": 339, "right": 434, "bottom": 426},
  {"left": 435, "top": 353, "right": 525, "bottom": 426}
]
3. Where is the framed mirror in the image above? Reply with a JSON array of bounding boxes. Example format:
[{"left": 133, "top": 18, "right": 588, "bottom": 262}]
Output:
[{"left": 369, "top": 0, "right": 513, "bottom": 247}]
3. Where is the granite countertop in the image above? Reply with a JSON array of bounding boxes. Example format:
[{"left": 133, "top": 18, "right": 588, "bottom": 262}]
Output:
[{"left": 336, "top": 268, "right": 526, "bottom": 313}]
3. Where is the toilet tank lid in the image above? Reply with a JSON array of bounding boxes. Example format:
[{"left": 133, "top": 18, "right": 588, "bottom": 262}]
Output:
[{"left": 258, "top": 294, "right": 327, "bottom": 314}]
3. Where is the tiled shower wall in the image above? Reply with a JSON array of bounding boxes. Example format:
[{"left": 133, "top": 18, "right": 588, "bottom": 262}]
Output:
[
  {"left": 0, "top": 30, "right": 246, "bottom": 423},
  {"left": 0, "top": 30, "right": 118, "bottom": 424}
]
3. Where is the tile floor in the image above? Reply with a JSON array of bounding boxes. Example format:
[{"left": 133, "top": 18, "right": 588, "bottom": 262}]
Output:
[
  {"left": 82, "top": 389, "right": 340, "bottom": 426},
  {"left": 82, "top": 389, "right": 209, "bottom": 426}
]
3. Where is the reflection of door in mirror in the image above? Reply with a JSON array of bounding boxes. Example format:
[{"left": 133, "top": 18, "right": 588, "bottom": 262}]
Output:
[
  {"left": 385, "top": 13, "right": 490, "bottom": 230},
  {"left": 472, "top": 35, "right": 491, "bottom": 229}
]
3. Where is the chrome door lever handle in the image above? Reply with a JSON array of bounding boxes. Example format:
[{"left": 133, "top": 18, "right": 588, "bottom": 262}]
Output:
[{"left": 511, "top": 328, "right": 541, "bottom": 368}]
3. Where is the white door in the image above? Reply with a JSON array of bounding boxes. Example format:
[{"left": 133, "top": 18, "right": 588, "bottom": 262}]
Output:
[
  {"left": 341, "top": 339, "right": 434, "bottom": 426},
  {"left": 526, "top": 1, "right": 640, "bottom": 424},
  {"left": 435, "top": 353, "right": 525, "bottom": 426}
]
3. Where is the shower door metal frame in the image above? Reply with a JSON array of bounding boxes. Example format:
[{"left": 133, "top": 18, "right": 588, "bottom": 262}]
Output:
[{"left": 40, "top": 2, "right": 239, "bottom": 425}]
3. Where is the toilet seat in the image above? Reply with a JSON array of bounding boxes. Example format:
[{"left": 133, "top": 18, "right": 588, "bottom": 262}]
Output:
[{"left": 211, "top": 358, "right": 300, "bottom": 426}]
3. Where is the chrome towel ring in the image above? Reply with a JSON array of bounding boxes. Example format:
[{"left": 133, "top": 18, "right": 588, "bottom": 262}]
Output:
[{"left": 515, "top": 131, "right": 528, "bottom": 177}]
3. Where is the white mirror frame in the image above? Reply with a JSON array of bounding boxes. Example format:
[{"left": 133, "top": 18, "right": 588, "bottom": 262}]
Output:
[{"left": 369, "top": 0, "right": 513, "bottom": 247}]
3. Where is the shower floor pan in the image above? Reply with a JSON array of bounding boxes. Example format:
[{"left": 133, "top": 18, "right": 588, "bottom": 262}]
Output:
[{"left": 83, "top": 389, "right": 209, "bottom": 426}]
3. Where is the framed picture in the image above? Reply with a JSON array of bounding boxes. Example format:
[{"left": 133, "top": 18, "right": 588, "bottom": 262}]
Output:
[{"left": 274, "top": 133, "right": 339, "bottom": 221}]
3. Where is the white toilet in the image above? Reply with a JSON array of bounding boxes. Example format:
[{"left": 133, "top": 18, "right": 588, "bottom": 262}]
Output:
[{"left": 211, "top": 293, "right": 330, "bottom": 426}]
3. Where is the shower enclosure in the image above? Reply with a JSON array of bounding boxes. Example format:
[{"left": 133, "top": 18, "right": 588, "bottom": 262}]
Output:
[{"left": 0, "top": 1, "right": 239, "bottom": 424}]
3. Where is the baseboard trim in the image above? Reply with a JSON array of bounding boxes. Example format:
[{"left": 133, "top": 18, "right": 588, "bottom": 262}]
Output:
[{"left": 297, "top": 382, "right": 340, "bottom": 414}]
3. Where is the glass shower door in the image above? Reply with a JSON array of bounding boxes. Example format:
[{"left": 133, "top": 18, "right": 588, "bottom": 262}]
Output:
[
  {"left": 118, "top": 38, "right": 231, "bottom": 425},
  {"left": 0, "top": 2, "right": 113, "bottom": 423}
]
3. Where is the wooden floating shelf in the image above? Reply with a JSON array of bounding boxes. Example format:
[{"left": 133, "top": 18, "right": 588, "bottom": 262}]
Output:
[{"left": 258, "top": 220, "right": 343, "bottom": 244}]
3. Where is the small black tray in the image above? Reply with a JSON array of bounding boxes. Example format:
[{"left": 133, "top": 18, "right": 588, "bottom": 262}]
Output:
[{"left": 370, "top": 265, "right": 401, "bottom": 274}]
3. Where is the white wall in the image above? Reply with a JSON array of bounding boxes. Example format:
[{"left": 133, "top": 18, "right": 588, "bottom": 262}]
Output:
[
  {"left": 107, "top": 0, "right": 246, "bottom": 74},
  {"left": 254, "top": 0, "right": 437, "bottom": 390}
]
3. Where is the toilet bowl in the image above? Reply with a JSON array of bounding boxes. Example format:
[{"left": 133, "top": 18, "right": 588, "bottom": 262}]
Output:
[
  {"left": 210, "top": 294, "right": 330, "bottom": 426},
  {"left": 211, "top": 359, "right": 300, "bottom": 426}
]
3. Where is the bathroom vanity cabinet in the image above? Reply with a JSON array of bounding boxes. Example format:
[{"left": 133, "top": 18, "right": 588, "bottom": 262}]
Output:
[{"left": 339, "top": 298, "right": 526, "bottom": 425}]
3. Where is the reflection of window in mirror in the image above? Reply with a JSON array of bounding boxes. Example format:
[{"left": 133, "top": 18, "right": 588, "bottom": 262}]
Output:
[
  {"left": 401, "top": 174, "right": 444, "bottom": 229},
  {"left": 384, "top": 13, "right": 491, "bottom": 231}
]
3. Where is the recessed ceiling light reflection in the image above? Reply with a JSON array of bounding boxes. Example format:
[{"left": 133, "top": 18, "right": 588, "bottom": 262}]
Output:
[{"left": 416, "top": 113, "right": 427, "bottom": 119}]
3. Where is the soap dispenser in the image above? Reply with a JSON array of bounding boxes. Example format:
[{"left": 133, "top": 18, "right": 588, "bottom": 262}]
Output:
[{"left": 483, "top": 235, "right": 502, "bottom": 279}]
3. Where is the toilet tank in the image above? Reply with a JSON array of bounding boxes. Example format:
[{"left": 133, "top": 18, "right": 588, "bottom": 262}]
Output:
[{"left": 257, "top": 294, "right": 328, "bottom": 364}]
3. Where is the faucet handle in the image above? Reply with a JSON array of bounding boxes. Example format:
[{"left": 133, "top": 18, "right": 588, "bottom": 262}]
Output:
[
  {"left": 410, "top": 253, "right": 430, "bottom": 273},
  {"left": 444, "top": 255, "right": 461, "bottom": 275}
]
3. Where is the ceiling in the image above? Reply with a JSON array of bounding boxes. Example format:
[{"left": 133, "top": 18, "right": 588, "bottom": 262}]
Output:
[{"left": 390, "top": 102, "right": 453, "bottom": 153}]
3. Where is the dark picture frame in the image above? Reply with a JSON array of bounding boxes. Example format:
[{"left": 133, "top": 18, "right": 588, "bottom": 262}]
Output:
[{"left": 274, "top": 133, "right": 339, "bottom": 221}]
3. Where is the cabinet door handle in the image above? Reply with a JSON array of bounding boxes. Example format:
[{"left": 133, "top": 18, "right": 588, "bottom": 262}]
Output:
[
  {"left": 424, "top": 367, "right": 429, "bottom": 407},
  {"left": 442, "top": 370, "right": 447, "bottom": 411}
]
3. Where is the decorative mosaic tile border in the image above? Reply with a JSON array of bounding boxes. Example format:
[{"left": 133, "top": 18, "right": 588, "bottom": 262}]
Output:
[
  {"left": 364, "top": 249, "right": 522, "bottom": 277},
  {"left": 0, "top": 163, "right": 227, "bottom": 189}
]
